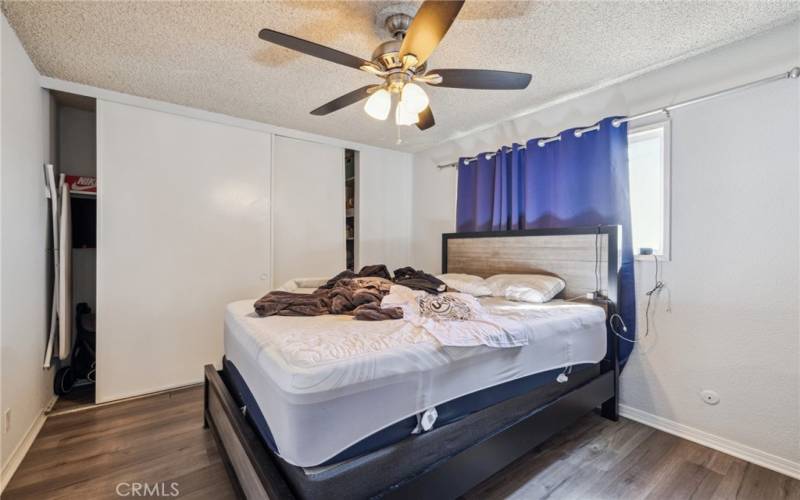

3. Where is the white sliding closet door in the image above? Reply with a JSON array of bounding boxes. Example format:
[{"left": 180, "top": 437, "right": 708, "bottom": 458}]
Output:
[
  {"left": 272, "top": 136, "right": 345, "bottom": 287},
  {"left": 96, "top": 101, "right": 270, "bottom": 403}
]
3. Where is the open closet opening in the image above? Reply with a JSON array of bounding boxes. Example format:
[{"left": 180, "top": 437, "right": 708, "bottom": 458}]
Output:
[
  {"left": 345, "top": 149, "right": 358, "bottom": 271},
  {"left": 48, "top": 90, "right": 98, "bottom": 413}
]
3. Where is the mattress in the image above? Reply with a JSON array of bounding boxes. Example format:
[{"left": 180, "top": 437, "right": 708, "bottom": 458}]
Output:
[
  {"left": 224, "top": 357, "right": 596, "bottom": 466},
  {"left": 224, "top": 297, "right": 607, "bottom": 467}
]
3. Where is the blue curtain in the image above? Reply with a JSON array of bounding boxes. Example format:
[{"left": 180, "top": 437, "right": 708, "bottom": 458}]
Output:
[{"left": 455, "top": 116, "right": 636, "bottom": 366}]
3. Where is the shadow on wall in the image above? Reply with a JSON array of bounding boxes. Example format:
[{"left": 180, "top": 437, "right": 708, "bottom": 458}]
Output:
[
  {"left": 452, "top": 79, "right": 640, "bottom": 152},
  {"left": 458, "top": 209, "right": 616, "bottom": 233},
  {"left": 357, "top": 236, "right": 411, "bottom": 273}
]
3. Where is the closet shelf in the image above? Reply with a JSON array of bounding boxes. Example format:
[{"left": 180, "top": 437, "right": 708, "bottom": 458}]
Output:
[{"left": 71, "top": 192, "right": 97, "bottom": 200}]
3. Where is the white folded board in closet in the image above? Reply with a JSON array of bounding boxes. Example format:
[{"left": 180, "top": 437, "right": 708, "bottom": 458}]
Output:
[
  {"left": 58, "top": 182, "right": 72, "bottom": 360},
  {"left": 96, "top": 100, "right": 271, "bottom": 403},
  {"left": 271, "top": 135, "right": 345, "bottom": 287}
]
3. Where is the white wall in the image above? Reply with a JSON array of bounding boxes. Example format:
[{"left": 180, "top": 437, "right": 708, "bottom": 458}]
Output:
[
  {"left": 272, "top": 135, "right": 345, "bottom": 287},
  {"left": 357, "top": 147, "right": 413, "bottom": 271},
  {"left": 96, "top": 100, "right": 272, "bottom": 402},
  {"left": 0, "top": 14, "right": 54, "bottom": 481},
  {"left": 411, "top": 22, "right": 800, "bottom": 474}
]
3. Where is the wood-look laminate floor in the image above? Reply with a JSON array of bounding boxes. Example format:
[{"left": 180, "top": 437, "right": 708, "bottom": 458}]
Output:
[
  {"left": 4, "top": 386, "right": 236, "bottom": 500},
  {"left": 48, "top": 384, "right": 95, "bottom": 415},
  {"left": 4, "top": 385, "right": 799, "bottom": 499}
]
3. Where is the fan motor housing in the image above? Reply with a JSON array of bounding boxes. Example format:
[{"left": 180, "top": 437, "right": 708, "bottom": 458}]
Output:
[
  {"left": 371, "top": 39, "right": 427, "bottom": 75},
  {"left": 371, "top": 10, "right": 427, "bottom": 74},
  {"left": 371, "top": 40, "right": 403, "bottom": 69}
]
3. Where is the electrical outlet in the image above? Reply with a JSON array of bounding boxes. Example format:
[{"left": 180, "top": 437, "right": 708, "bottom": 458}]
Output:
[
  {"left": 700, "top": 390, "right": 720, "bottom": 405},
  {"left": 3, "top": 409, "right": 11, "bottom": 434}
]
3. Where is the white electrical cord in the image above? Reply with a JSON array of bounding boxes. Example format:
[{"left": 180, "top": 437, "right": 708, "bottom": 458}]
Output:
[{"left": 610, "top": 312, "right": 637, "bottom": 343}]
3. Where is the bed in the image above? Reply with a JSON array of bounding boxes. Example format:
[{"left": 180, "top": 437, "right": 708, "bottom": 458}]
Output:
[{"left": 204, "top": 225, "right": 621, "bottom": 499}]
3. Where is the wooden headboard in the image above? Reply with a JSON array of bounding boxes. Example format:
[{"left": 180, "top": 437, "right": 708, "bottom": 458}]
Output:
[{"left": 442, "top": 226, "right": 620, "bottom": 301}]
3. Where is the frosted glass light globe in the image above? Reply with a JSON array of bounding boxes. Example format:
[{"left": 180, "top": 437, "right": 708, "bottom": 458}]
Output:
[
  {"left": 395, "top": 99, "right": 419, "bottom": 126},
  {"left": 363, "top": 89, "right": 391, "bottom": 120},
  {"left": 400, "top": 83, "right": 429, "bottom": 114}
]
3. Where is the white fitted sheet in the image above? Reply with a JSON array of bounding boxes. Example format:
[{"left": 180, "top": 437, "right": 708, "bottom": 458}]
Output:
[{"left": 224, "top": 297, "right": 607, "bottom": 467}]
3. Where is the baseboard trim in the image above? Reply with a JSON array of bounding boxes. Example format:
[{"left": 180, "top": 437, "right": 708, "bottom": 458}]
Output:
[
  {"left": 620, "top": 404, "right": 800, "bottom": 480},
  {"left": 92, "top": 381, "right": 203, "bottom": 409},
  {"left": 0, "top": 395, "right": 57, "bottom": 493}
]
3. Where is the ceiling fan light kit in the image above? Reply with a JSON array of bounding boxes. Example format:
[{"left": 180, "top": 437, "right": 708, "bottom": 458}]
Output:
[
  {"left": 258, "top": 0, "right": 532, "bottom": 131},
  {"left": 401, "top": 83, "right": 429, "bottom": 114},
  {"left": 395, "top": 99, "right": 419, "bottom": 126},
  {"left": 364, "top": 89, "right": 392, "bottom": 120}
]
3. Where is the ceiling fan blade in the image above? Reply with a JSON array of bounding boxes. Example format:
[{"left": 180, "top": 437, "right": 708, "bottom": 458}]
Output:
[
  {"left": 310, "top": 86, "right": 376, "bottom": 116},
  {"left": 400, "top": 0, "right": 465, "bottom": 67},
  {"left": 417, "top": 106, "right": 435, "bottom": 130},
  {"left": 259, "top": 29, "right": 374, "bottom": 71},
  {"left": 427, "top": 69, "right": 532, "bottom": 89}
]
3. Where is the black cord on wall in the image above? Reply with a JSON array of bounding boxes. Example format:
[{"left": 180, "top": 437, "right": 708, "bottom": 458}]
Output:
[
  {"left": 588, "top": 228, "right": 668, "bottom": 343},
  {"left": 643, "top": 253, "right": 665, "bottom": 338}
]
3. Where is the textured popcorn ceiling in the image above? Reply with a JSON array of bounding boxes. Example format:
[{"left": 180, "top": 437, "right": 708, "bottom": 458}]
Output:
[{"left": 3, "top": 1, "right": 797, "bottom": 152}]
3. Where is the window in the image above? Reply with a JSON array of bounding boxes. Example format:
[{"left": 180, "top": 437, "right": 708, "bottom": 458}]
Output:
[{"left": 628, "top": 122, "right": 670, "bottom": 259}]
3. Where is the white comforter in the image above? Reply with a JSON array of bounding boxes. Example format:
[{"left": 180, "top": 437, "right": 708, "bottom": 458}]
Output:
[{"left": 381, "top": 285, "right": 530, "bottom": 348}]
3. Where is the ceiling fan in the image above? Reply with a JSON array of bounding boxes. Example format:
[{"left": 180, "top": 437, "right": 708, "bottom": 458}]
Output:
[{"left": 258, "top": 0, "right": 532, "bottom": 131}]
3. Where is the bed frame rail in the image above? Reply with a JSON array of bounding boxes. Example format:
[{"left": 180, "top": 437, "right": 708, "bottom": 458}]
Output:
[
  {"left": 204, "top": 364, "right": 614, "bottom": 500},
  {"left": 383, "top": 371, "right": 614, "bottom": 499},
  {"left": 204, "top": 365, "right": 296, "bottom": 500}
]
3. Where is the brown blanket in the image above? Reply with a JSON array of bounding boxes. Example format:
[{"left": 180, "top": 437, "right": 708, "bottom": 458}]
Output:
[
  {"left": 254, "top": 264, "right": 441, "bottom": 319},
  {"left": 328, "top": 277, "right": 394, "bottom": 315},
  {"left": 253, "top": 290, "right": 330, "bottom": 317},
  {"left": 393, "top": 266, "right": 447, "bottom": 294},
  {"left": 317, "top": 264, "right": 392, "bottom": 290},
  {"left": 353, "top": 302, "right": 403, "bottom": 321},
  {"left": 253, "top": 276, "right": 396, "bottom": 318}
]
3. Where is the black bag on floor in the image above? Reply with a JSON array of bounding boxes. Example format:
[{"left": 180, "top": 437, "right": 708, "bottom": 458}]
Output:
[{"left": 54, "top": 303, "right": 96, "bottom": 395}]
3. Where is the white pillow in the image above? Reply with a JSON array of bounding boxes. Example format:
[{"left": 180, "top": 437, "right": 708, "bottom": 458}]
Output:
[
  {"left": 277, "top": 277, "right": 328, "bottom": 293},
  {"left": 485, "top": 274, "right": 566, "bottom": 303},
  {"left": 436, "top": 273, "right": 493, "bottom": 297}
]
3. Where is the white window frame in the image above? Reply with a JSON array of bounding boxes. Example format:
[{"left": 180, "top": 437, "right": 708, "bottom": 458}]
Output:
[{"left": 628, "top": 120, "right": 672, "bottom": 261}]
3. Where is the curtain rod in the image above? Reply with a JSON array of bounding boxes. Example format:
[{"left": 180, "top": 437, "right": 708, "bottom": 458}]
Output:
[{"left": 437, "top": 66, "right": 800, "bottom": 169}]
